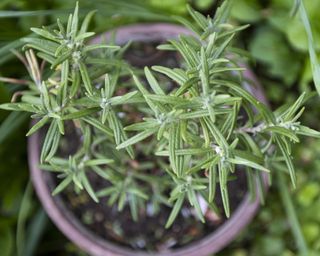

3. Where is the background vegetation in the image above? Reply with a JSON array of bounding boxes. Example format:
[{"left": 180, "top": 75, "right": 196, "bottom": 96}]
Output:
[{"left": 0, "top": 0, "right": 319, "bottom": 255}]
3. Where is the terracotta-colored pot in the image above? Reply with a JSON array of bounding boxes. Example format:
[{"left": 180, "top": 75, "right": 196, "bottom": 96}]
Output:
[{"left": 28, "top": 23, "right": 269, "bottom": 256}]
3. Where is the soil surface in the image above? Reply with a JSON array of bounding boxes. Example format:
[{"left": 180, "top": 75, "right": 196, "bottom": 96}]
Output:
[{"left": 58, "top": 169, "right": 247, "bottom": 251}]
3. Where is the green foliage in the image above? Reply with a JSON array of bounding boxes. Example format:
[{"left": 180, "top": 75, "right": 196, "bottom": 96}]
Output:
[
  {"left": 230, "top": 0, "right": 320, "bottom": 92},
  {"left": 249, "top": 26, "right": 302, "bottom": 85},
  {"left": 298, "top": 0, "right": 320, "bottom": 96},
  {"left": 0, "top": 1, "right": 319, "bottom": 231},
  {"left": 149, "top": 0, "right": 213, "bottom": 14},
  {"left": 230, "top": 0, "right": 261, "bottom": 23}
]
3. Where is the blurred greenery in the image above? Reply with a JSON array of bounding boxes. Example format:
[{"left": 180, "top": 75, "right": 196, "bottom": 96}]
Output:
[
  {"left": 230, "top": 0, "right": 320, "bottom": 103},
  {"left": 0, "top": 0, "right": 319, "bottom": 255}
]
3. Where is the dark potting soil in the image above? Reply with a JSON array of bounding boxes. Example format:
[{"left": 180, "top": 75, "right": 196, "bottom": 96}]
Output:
[
  {"left": 56, "top": 169, "right": 247, "bottom": 252},
  {"left": 46, "top": 41, "right": 249, "bottom": 252}
]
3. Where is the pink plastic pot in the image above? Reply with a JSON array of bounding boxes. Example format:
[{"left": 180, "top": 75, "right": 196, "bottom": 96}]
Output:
[{"left": 28, "top": 23, "right": 269, "bottom": 256}]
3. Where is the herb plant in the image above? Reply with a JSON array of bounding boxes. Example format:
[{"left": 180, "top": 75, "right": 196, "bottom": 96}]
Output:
[{"left": 1, "top": 1, "right": 319, "bottom": 229}]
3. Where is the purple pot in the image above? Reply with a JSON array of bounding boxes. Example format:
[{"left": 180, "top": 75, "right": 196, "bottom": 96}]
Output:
[{"left": 28, "top": 23, "right": 269, "bottom": 256}]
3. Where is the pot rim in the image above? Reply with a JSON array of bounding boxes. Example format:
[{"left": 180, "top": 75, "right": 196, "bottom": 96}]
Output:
[{"left": 28, "top": 23, "right": 269, "bottom": 256}]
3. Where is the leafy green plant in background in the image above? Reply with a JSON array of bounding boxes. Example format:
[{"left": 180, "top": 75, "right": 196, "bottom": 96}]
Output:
[
  {"left": 298, "top": 0, "right": 320, "bottom": 96},
  {"left": 230, "top": 0, "right": 320, "bottom": 100},
  {"left": 149, "top": 0, "right": 213, "bottom": 14}
]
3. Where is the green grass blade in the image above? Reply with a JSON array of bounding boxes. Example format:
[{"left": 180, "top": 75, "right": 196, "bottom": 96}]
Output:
[
  {"left": 277, "top": 171, "right": 308, "bottom": 255},
  {"left": 299, "top": 1, "right": 320, "bottom": 96},
  {"left": 16, "top": 182, "right": 32, "bottom": 256},
  {"left": 0, "top": 9, "right": 74, "bottom": 18}
]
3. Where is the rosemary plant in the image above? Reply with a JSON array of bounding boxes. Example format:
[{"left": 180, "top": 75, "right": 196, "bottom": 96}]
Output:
[{"left": 1, "top": 2, "right": 319, "bottom": 228}]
